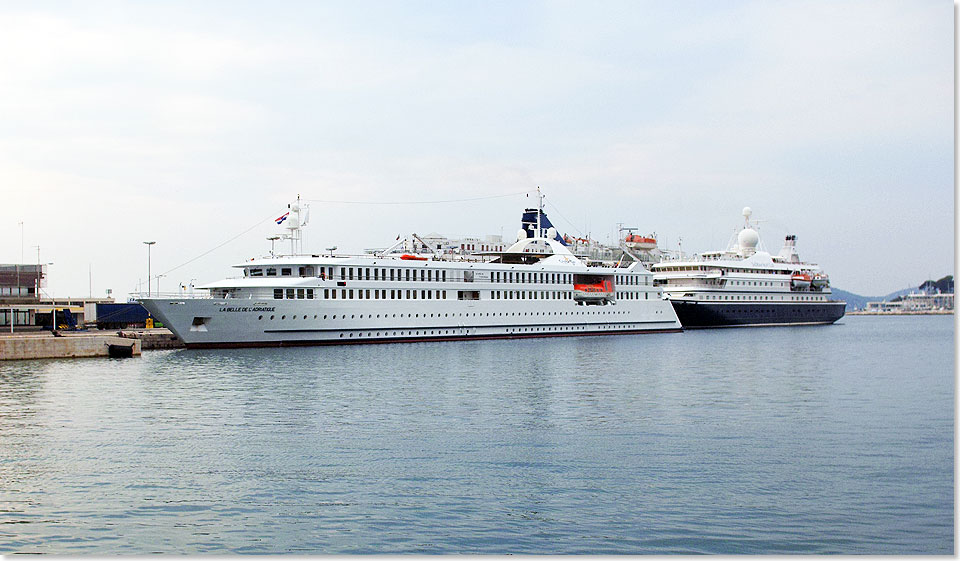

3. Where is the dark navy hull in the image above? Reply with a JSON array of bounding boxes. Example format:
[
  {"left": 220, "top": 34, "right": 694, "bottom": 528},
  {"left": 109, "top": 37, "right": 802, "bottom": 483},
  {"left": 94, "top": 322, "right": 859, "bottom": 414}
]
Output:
[{"left": 670, "top": 300, "right": 846, "bottom": 328}]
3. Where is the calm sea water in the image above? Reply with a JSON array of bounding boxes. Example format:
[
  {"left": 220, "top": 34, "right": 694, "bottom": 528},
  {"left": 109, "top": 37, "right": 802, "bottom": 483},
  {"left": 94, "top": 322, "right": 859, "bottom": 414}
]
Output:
[{"left": 0, "top": 315, "right": 953, "bottom": 554}]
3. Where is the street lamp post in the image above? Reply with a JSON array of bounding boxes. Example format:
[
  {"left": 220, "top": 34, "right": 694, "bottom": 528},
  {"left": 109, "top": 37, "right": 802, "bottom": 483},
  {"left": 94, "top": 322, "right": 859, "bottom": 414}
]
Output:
[{"left": 143, "top": 241, "right": 156, "bottom": 297}]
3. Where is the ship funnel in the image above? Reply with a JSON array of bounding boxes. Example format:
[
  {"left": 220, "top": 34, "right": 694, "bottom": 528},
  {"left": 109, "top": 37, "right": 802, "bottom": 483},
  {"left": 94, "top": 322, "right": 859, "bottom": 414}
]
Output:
[
  {"left": 520, "top": 208, "right": 567, "bottom": 245},
  {"left": 778, "top": 234, "right": 800, "bottom": 263}
]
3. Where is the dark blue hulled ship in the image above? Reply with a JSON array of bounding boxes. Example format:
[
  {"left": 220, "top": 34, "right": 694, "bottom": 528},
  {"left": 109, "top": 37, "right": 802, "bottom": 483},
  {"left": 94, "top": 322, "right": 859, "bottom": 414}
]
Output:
[{"left": 649, "top": 207, "right": 845, "bottom": 328}]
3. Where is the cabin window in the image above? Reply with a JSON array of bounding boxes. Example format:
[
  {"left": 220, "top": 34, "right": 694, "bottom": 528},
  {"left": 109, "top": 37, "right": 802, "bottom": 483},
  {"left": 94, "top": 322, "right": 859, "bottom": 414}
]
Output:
[
  {"left": 250, "top": 268, "right": 263, "bottom": 277},
  {"left": 274, "top": 289, "right": 283, "bottom": 299},
  {"left": 281, "top": 268, "right": 292, "bottom": 276},
  {"left": 348, "top": 289, "right": 354, "bottom": 299},
  {"left": 358, "top": 290, "right": 364, "bottom": 299},
  {"left": 458, "top": 290, "right": 480, "bottom": 301},
  {"left": 266, "top": 268, "right": 277, "bottom": 277},
  {"left": 324, "top": 289, "right": 329, "bottom": 299},
  {"left": 297, "top": 289, "right": 304, "bottom": 299},
  {"left": 374, "top": 269, "right": 379, "bottom": 280},
  {"left": 285, "top": 288, "right": 293, "bottom": 299},
  {"left": 442, "top": 270, "right": 447, "bottom": 282}
]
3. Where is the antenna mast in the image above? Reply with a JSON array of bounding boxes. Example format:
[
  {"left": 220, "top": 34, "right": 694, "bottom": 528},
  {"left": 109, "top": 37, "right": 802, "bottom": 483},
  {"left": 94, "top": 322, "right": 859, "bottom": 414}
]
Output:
[{"left": 536, "top": 187, "right": 543, "bottom": 238}]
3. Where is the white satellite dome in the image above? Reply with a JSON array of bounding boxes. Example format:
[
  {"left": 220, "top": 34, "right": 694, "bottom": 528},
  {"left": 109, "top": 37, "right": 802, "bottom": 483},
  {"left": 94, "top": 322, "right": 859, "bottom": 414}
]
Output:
[
  {"left": 517, "top": 229, "right": 527, "bottom": 242},
  {"left": 546, "top": 227, "right": 556, "bottom": 240},
  {"left": 738, "top": 228, "right": 759, "bottom": 249},
  {"left": 742, "top": 206, "right": 752, "bottom": 219}
]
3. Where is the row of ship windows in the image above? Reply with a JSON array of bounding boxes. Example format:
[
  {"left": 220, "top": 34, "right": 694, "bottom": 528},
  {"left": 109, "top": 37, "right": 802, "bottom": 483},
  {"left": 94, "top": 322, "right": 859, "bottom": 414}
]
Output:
[
  {"left": 273, "top": 288, "right": 649, "bottom": 301},
  {"left": 658, "top": 265, "right": 792, "bottom": 275},
  {"left": 698, "top": 294, "right": 827, "bottom": 301},
  {"left": 257, "top": 309, "right": 638, "bottom": 321},
  {"left": 330, "top": 324, "right": 634, "bottom": 338},
  {"left": 249, "top": 266, "right": 648, "bottom": 286}
]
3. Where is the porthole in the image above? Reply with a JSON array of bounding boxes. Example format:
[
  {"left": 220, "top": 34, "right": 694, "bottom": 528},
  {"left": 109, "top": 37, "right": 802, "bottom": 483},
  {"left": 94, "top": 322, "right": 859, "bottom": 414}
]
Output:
[
  {"left": 270, "top": 315, "right": 275, "bottom": 320},
  {"left": 281, "top": 315, "right": 286, "bottom": 320},
  {"left": 258, "top": 315, "right": 263, "bottom": 320}
]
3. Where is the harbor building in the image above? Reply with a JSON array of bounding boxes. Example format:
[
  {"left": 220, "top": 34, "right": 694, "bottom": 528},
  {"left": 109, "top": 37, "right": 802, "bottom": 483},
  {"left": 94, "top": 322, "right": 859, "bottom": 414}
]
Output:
[
  {"left": 0, "top": 263, "right": 113, "bottom": 329},
  {"left": 865, "top": 292, "right": 954, "bottom": 313}
]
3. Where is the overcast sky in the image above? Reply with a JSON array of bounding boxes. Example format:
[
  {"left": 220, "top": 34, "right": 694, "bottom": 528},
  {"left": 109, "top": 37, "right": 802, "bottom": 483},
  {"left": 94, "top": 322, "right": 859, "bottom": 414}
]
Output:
[{"left": 0, "top": 0, "right": 953, "bottom": 298}]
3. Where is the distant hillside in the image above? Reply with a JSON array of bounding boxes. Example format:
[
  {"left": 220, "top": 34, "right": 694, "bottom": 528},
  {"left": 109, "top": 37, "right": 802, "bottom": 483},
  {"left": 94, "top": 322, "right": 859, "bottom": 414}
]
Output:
[
  {"left": 833, "top": 275, "right": 953, "bottom": 310},
  {"left": 831, "top": 288, "right": 880, "bottom": 311},
  {"left": 920, "top": 275, "right": 954, "bottom": 294}
]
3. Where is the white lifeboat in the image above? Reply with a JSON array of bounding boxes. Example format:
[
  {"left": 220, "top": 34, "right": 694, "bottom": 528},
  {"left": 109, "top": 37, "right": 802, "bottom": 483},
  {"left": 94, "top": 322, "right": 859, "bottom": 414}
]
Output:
[
  {"left": 624, "top": 234, "right": 657, "bottom": 250},
  {"left": 811, "top": 273, "right": 829, "bottom": 288}
]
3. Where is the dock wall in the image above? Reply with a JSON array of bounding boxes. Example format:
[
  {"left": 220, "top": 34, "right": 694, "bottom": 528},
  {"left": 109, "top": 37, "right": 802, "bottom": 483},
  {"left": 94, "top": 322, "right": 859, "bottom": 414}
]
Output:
[{"left": 0, "top": 334, "right": 141, "bottom": 360}]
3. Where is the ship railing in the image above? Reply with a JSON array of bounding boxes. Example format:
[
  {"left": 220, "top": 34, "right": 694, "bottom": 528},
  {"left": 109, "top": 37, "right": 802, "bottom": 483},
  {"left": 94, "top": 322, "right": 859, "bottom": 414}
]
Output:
[{"left": 132, "top": 290, "right": 212, "bottom": 300}]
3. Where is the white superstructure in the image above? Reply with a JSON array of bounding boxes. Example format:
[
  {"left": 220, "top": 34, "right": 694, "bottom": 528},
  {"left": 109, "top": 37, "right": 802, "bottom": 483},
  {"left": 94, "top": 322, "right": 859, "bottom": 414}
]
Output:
[
  {"left": 649, "top": 207, "right": 845, "bottom": 328},
  {"left": 139, "top": 196, "right": 681, "bottom": 348},
  {"left": 651, "top": 207, "right": 834, "bottom": 304}
]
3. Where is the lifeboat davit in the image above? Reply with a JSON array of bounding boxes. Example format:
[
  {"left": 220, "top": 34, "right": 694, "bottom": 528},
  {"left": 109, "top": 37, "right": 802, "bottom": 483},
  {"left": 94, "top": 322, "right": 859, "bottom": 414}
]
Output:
[
  {"left": 400, "top": 254, "right": 428, "bottom": 261},
  {"left": 791, "top": 272, "right": 812, "bottom": 289},
  {"left": 624, "top": 234, "right": 657, "bottom": 250}
]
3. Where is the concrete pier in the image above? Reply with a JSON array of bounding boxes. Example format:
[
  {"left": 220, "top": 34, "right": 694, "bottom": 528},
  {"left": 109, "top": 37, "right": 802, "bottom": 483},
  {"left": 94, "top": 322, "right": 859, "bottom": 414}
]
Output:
[
  {"left": 0, "top": 332, "right": 141, "bottom": 360},
  {"left": 117, "top": 328, "right": 185, "bottom": 350}
]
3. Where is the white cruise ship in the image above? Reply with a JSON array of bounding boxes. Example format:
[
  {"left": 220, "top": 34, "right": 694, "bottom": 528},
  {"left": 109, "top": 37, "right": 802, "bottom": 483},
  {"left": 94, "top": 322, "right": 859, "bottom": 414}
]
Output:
[
  {"left": 649, "top": 207, "right": 846, "bottom": 328},
  {"left": 138, "top": 196, "right": 681, "bottom": 348}
]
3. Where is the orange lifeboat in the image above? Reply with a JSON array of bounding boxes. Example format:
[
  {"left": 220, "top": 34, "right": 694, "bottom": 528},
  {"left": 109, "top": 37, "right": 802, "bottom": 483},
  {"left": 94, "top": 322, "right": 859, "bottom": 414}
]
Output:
[
  {"left": 624, "top": 234, "right": 657, "bottom": 250},
  {"left": 573, "top": 278, "right": 615, "bottom": 303},
  {"left": 400, "top": 254, "right": 428, "bottom": 261},
  {"left": 791, "top": 272, "right": 812, "bottom": 289}
]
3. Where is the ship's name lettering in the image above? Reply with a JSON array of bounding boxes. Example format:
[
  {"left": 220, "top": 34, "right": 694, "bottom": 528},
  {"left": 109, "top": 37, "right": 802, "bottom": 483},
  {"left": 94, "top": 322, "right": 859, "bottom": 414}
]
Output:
[{"left": 218, "top": 306, "right": 276, "bottom": 313}]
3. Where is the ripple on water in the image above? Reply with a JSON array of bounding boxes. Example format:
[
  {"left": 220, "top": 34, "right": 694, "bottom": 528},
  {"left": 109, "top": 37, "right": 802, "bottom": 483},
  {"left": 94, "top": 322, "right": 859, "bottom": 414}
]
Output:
[{"left": 0, "top": 316, "right": 953, "bottom": 554}]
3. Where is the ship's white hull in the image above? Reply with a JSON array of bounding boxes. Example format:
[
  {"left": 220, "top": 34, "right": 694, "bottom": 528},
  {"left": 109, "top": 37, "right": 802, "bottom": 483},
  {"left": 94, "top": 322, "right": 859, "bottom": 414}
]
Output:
[{"left": 140, "top": 296, "right": 681, "bottom": 348}]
